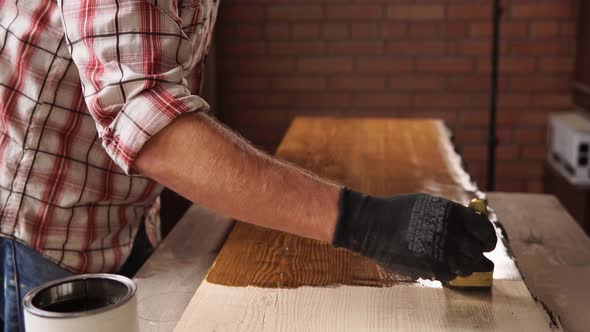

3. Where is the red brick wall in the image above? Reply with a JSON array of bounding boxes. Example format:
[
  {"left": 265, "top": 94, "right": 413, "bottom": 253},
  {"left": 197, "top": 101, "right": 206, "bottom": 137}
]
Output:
[{"left": 215, "top": 0, "right": 578, "bottom": 192}]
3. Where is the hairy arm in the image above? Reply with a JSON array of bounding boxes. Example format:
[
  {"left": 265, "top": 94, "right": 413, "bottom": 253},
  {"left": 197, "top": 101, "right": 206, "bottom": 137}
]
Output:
[
  {"left": 135, "top": 112, "right": 341, "bottom": 242},
  {"left": 134, "top": 113, "right": 498, "bottom": 282}
]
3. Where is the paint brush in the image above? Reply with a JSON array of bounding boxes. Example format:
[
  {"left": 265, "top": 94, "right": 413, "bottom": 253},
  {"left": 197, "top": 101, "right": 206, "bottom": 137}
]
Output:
[{"left": 446, "top": 198, "right": 494, "bottom": 289}]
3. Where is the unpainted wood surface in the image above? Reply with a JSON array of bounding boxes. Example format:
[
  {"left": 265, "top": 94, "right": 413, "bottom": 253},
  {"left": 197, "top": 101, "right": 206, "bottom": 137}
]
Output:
[
  {"left": 489, "top": 193, "right": 590, "bottom": 332},
  {"left": 206, "top": 118, "right": 476, "bottom": 287},
  {"left": 175, "top": 280, "right": 554, "bottom": 332}
]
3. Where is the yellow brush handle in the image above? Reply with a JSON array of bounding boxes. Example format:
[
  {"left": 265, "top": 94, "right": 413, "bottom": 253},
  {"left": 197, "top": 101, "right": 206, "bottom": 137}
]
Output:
[
  {"left": 468, "top": 198, "right": 488, "bottom": 216},
  {"left": 446, "top": 198, "right": 493, "bottom": 288},
  {"left": 447, "top": 272, "right": 493, "bottom": 287}
]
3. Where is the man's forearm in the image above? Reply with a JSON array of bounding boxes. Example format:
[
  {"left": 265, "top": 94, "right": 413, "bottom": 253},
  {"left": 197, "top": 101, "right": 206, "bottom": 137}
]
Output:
[{"left": 135, "top": 112, "right": 341, "bottom": 242}]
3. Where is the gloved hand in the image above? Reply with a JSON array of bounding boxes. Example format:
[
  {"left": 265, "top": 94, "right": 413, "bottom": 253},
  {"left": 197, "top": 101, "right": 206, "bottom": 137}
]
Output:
[{"left": 333, "top": 188, "right": 497, "bottom": 282}]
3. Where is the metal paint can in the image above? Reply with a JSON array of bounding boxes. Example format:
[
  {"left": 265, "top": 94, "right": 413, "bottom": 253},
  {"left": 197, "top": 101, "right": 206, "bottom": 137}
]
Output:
[{"left": 23, "top": 274, "right": 138, "bottom": 332}]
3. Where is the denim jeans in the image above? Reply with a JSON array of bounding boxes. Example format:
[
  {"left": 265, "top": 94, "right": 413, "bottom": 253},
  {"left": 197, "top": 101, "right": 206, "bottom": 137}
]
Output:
[
  {"left": 0, "top": 239, "right": 73, "bottom": 332},
  {"left": 0, "top": 222, "right": 154, "bottom": 332}
]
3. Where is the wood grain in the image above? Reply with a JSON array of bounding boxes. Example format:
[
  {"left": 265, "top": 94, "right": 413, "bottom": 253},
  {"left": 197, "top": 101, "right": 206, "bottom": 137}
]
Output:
[
  {"left": 206, "top": 118, "right": 475, "bottom": 288},
  {"left": 175, "top": 281, "right": 556, "bottom": 332},
  {"left": 204, "top": 222, "right": 414, "bottom": 288}
]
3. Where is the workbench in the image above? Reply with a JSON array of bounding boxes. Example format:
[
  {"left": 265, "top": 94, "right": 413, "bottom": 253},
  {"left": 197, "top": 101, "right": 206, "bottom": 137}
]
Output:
[{"left": 134, "top": 118, "right": 590, "bottom": 332}]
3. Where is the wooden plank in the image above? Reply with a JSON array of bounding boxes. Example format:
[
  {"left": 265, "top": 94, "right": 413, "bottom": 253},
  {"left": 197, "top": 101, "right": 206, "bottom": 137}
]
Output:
[
  {"left": 175, "top": 117, "right": 561, "bottom": 331},
  {"left": 488, "top": 193, "right": 590, "bottom": 332}
]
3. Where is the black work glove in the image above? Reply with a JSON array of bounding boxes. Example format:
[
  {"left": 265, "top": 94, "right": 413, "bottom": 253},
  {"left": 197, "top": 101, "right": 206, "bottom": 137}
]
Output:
[{"left": 333, "top": 188, "right": 497, "bottom": 282}]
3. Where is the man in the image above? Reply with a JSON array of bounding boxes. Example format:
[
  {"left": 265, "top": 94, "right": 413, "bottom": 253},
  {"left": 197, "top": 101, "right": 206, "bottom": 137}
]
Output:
[{"left": 0, "top": 1, "right": 496, "bottom": 331}]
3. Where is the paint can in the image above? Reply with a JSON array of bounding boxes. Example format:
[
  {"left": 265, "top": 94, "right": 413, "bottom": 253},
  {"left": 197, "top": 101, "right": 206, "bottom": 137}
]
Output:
[{"left": 23, "top": 273, "right": 138, "bottom": 332}]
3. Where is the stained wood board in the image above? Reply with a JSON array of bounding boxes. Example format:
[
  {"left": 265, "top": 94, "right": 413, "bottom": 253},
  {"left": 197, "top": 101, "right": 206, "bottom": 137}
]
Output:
[{"left": 174, "top": 118, "right": 562, "bottom": 331}]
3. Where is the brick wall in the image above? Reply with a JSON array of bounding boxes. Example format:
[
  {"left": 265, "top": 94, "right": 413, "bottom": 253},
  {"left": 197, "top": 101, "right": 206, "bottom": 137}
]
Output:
[{"left": 214, "top": 0, "right": 578, "bottom": 192}]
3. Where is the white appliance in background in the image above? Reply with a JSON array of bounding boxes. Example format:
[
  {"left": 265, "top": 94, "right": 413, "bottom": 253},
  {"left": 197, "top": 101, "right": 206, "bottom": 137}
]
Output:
[{"left": 548, "top": 111, "right": 590, "bottom": 185}]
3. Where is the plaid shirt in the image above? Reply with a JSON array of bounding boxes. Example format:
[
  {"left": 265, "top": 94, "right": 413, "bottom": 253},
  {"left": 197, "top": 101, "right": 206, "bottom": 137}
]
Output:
[{"left": 0, "top": 0, "right": 217, "bottom": 273}]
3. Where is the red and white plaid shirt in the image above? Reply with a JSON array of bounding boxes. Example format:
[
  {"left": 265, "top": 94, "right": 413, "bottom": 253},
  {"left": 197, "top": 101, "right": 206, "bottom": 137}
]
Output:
[{"left": 0, "top": 0, "right": 217, "bottom": 273}]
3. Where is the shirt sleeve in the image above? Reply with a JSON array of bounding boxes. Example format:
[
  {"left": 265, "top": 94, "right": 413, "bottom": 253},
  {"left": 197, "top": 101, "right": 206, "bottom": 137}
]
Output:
[{"left": 58, "top": 0, "right": 209, "bottom": 174}]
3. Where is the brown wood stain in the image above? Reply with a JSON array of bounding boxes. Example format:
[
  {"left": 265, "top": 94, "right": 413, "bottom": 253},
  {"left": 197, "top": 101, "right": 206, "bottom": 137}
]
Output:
[{"left": 206, "top": 118, "right": 475, "bottom": 288}]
